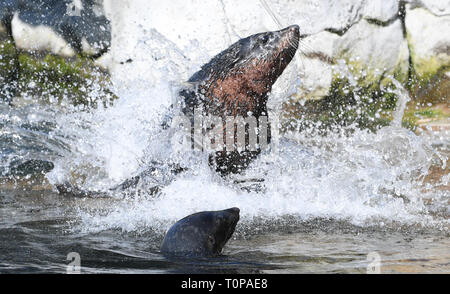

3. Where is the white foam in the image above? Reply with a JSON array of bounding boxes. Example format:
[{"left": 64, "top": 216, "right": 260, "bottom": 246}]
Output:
[{"left": 46, "top": 1, "right": 448, "bottom": 233}]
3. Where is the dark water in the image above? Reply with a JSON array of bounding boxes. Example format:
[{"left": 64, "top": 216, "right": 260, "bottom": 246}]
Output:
[{"left": 0, "top": 176, "right": 448, "bottom": 274}]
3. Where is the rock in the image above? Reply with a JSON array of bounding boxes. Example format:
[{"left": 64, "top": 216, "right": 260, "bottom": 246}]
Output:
[
  {"left": 297, "top": 57, "right": 334, "bottom": 100},
  {"left": 295, "top": 18, "right": 409, "bottom": 100},
  {"left": 7, "top": 159, "right": 54, "bottom": 177},
  {"left": 419, "top": 0, "right": 450, "bottom": 16},
  {"left": 220, "top": 0, "right": 400, "bottom": 102},
  {"left": 9, "top": 0, "right": 111, "bottom": 57},
  {"left": 268, "top": 0, "right": 365, "bottom": 35},
  {"left": 218, "top": 0, "right": 405, "bottom": 101},
  {"left": 4, "top": 0, "right": 445, "bottom": 107},
  {"left": 336, "top": 19, "right": 409, "bottom": 78},
  {"left": 102, "top": 0, "right": 415, "bottom": 103},
  {"left": 0, "top": 0, "right": 17, "bottom": 23},
  {"left": 12, "top": 15, "right": 76, "bottom": 57},
  {"left": 296, "top": 31, "right": 339, "bottom": 100},
  {"left": 221, "top": 0, "right": 280, "bottom": 37},
  {"left": 222, "top": 0, "right": 398, "bottom": 39},
  {"left": 405, "top": 7, "right": 450, "bottom": 77},
  {"left": 115, "top": 0, "right": 230, "bottom": 63},
  {"left": 362, "top": 0, "right": 399, "bottom": 22},
  {"left": 1, "top": 0, "right": 112, "bottom": 103}
]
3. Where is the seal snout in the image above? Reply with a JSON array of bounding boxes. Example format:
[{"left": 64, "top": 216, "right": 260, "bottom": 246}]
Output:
[
  {"left": 225, "top": 207, "right": 240, "bottom": 224},
  {"left": 278, "top": 25, "right": 300, "bottom": 48},
  {"left": 287, "top": 25, "right": 300, "bottom": 33},
  {"left": 226, "top": 207, "right": 240, "bottom": 215},
  {"left": 280, "top": 25, "right": 300, "bottom": 35}
]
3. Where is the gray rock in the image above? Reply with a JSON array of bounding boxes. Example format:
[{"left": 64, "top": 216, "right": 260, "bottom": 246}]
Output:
[
  {"left": 8, "top": 0, "right": 111, "bottom": 57},
  {"left": 416, "top": 0, "right": 450, "bottom": 16},
  {"left": 297, "top": 18, "right": 409, "bottom": 100},
  {"left": 336, "top": 19, "right": 409, "bottom": 76},
  {"left": 405, "top": 6, "right": 450, "bottom": 76},
  {"left": 362, "top": 0, "right": 399, "bottom": 22}
]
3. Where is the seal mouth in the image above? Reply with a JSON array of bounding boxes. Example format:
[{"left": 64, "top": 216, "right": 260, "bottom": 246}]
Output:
[
  {"left": 280, "top": 25, "right": 300, "bottom": 36},
  {"left": 226, "top": 207, "right": 240, "bottom": 226},
  {"left": 224, "top": 207, "right": 240, "bottom": 241},
  {"left": 226, "top": 207, "right": 240, "bottom": 215}
]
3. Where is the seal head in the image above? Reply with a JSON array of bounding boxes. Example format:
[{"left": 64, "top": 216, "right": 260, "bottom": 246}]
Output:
[
  {"left": 161, "top": 207, "right": 240, "bottom": 257},
  {"left": 184, "top": 25, "right": 300, "bottom": 117}
]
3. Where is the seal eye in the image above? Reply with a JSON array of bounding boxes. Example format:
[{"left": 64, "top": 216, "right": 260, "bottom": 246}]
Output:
[{"left": 261, "top": 35, "right": 270, "bottom": 44}]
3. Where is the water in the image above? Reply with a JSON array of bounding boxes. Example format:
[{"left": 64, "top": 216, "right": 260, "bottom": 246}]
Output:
[{"left": 0, "top": 2, "right": 449, "bottom": 273}]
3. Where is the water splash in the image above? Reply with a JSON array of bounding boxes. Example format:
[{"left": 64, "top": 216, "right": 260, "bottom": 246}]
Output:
[
  {"left": 1, "top": 2, "right": 447, "bottom": 235},
  {"left": 388, "top": 78, "right": 411, "bottom": 128}
]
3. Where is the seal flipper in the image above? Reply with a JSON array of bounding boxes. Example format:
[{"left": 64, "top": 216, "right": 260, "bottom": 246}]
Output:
[
  {"left": 55, "top": 162, "right": 187, "bottom": 198},
  {"left": 55, "top": 182, "right": 110, "bottom": 198},
  {"left": 109, "top": 161, "right": 187, "bottom": 194}
]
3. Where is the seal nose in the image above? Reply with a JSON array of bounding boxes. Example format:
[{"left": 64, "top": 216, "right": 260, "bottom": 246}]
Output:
[
  {"left": 226, "top": 207, "right": 240, "bottom": 215},
  {"left": 279, "top": 25, "right": 300, "bottom": 40},
  {"left": 282, "top": 25, "right": 300, "bottom": 34},
  {"left": 289, "top": 25, "right": 300, "bottom": 33}
]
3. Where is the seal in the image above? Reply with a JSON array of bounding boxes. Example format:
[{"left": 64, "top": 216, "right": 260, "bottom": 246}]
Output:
[
  {"left": 180, "top": 25, "right": 300, "bottom": 175},
  {"left": 161, "top": 207, "right": 240, "bottom": 257},
  {"left": 54, "top": 26, "right": 300, "bottom": 197}
]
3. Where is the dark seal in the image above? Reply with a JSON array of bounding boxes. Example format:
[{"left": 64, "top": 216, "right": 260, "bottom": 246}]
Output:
[
  {"left": 161, "top": 207, "right": 240, "bottom": 257},
  {"left": 55, "top": 26, "right": 300, "bottom": 197},
  {"left": 180, "top": 25, "right": 300, "bottom": 175}
]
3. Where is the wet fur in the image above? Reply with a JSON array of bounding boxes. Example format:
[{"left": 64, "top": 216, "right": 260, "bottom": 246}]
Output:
[
  {"left": 182, "top": 26, "right": 300, "bottom": 175},
  {"left": 55, "top": 26, "right": 300, "bottom": 197},
  {"left": 161, "top": 208, "right": 240, "bottom": 257}
]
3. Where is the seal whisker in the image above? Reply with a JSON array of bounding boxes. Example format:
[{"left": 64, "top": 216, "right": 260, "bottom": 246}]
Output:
[
  {"left": 297, "top": 54, "right": 308, "bottom": 73},
  {"left": 298, "top": 42, "right": 317, "bottom": 55}
]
